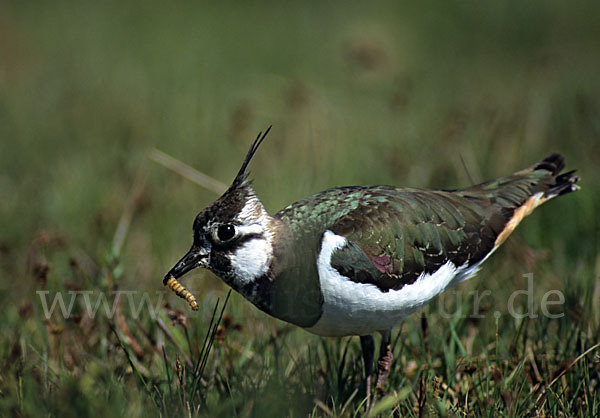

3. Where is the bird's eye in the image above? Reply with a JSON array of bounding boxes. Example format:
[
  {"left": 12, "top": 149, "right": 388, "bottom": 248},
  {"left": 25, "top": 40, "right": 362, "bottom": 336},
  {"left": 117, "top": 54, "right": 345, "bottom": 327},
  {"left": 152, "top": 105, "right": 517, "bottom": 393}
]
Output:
[{"left": 216, "top": 224, "right": 236, "bottom": 242}]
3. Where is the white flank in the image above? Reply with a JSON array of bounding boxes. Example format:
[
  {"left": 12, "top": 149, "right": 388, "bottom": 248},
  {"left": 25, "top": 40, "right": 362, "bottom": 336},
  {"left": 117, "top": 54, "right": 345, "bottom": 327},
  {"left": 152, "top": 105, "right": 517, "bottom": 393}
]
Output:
[
  {"left": 306, "top": 230, "right": 481, "bottom": 337},
  {"left": 229, "top": 238, "right": 271, "bottom": 286}
]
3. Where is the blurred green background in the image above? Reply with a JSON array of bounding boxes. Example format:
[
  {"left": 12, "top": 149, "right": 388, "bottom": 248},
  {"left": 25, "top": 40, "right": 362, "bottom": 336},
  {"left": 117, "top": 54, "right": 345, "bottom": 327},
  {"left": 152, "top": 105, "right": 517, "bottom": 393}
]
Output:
[{"left": 1, "top": 0, "right": 599, "bottom": 416}]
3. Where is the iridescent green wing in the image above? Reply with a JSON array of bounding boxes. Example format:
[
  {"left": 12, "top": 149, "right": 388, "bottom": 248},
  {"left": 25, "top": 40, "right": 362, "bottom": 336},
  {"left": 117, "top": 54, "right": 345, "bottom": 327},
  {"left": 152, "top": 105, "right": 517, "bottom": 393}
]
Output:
[
  {"left": 329, "top": 154, "right": 576, "bottom": 291},
  {"left": 328, "top": 187, "right": 501, "bottom": 291}
]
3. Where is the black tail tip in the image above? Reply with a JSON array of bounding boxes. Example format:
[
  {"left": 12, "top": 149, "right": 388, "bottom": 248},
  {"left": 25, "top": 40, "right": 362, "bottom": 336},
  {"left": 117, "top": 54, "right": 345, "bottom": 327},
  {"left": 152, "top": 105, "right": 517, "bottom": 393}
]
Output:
[
  {"left": 548, "top": 169, "right": 580, "bottom": 197},
  {"left": 535, "top": 153, "right": 566, "bottom": 175},
  {"left": 533, "top": 153, "right": 580, "bottom": 197}
]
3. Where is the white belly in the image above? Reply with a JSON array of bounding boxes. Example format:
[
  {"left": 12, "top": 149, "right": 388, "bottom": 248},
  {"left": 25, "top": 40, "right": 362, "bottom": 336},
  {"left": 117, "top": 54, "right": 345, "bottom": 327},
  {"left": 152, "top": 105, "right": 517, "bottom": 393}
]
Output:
[{"left": 305, "top": 231, "right": 481, "bottom": 337}]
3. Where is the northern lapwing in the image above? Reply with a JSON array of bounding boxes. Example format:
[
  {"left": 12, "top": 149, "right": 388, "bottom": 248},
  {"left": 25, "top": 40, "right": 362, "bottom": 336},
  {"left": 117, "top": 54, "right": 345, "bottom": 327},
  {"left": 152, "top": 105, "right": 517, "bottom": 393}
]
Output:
[{"left": 165, "top": 127, "right": 579, "bottom": 402}]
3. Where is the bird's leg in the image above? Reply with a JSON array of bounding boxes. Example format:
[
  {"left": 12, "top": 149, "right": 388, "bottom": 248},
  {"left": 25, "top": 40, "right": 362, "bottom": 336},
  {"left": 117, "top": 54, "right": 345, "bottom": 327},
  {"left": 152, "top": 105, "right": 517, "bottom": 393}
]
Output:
[
  {"left": 360, "top": 335, "right": 375, "bottom": 409},
  {"left": 376, "top": 329, "right": 393, "bottom": 395}
]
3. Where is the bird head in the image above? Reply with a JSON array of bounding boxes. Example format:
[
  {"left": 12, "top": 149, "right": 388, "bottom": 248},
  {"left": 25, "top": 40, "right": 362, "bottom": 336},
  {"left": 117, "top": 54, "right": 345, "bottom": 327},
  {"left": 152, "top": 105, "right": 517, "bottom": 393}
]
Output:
[{"left": 165, "top": 127, "right": 280, "bottom": 298}]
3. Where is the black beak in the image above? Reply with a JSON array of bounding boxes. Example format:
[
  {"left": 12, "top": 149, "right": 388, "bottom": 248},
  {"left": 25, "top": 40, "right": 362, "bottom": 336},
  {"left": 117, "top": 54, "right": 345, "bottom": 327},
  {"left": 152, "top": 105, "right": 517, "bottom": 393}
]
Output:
[{"left": 164, "top": 246, "right": 208, "bottom": 284}]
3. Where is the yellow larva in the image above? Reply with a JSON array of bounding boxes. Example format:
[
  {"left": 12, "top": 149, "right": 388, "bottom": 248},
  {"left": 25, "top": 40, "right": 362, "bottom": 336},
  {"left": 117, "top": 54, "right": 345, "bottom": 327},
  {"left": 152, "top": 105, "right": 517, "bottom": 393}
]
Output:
[{"left": 165, "top": 276, "right": 199, "bottom": 311}]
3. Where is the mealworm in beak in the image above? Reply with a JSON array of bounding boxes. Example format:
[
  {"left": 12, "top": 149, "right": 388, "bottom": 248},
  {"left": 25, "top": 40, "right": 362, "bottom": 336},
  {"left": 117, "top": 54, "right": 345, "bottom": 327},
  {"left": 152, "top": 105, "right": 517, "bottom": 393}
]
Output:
[{"left": 165, "top": 276, "right": 199, "bottom": 311}]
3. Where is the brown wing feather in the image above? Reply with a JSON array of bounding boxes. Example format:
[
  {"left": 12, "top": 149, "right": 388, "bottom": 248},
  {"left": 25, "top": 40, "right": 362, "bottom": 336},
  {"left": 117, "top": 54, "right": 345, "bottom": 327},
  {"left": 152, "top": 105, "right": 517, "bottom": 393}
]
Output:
[{"left": 329, "top": 154, "right": 578, "bottom": 292}]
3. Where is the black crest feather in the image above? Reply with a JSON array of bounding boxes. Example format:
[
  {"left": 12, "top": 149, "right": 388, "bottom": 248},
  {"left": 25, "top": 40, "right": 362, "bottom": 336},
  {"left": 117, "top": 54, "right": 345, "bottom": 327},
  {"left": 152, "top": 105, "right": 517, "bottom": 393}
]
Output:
[{"left": 231, "top": 126, "right": 272, "bottom": 187}]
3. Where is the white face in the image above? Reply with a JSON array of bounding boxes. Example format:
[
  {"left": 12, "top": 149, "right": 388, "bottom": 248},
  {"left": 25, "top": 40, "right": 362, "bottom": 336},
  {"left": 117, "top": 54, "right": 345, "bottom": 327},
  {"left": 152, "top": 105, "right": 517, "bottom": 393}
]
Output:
[
  {"left": 229, "top": 233, "right": 272, "bottom": 286},
  {"left": 224, "top": 198, "right": 275, "bottom": 287}
]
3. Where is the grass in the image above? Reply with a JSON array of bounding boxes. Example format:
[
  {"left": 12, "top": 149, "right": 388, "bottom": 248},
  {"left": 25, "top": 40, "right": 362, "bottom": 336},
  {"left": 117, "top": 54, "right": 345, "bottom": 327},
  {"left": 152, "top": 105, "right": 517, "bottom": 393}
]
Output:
[{"left": 1, "top": 0, "right": 600, "bottom": 416}]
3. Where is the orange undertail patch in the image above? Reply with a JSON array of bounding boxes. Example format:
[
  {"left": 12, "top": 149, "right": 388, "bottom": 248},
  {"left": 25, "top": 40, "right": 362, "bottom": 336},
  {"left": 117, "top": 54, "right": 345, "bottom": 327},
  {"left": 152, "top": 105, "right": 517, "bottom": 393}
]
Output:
[{"left": 493, "top": 192, "right": 551, "bottom": 249}]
